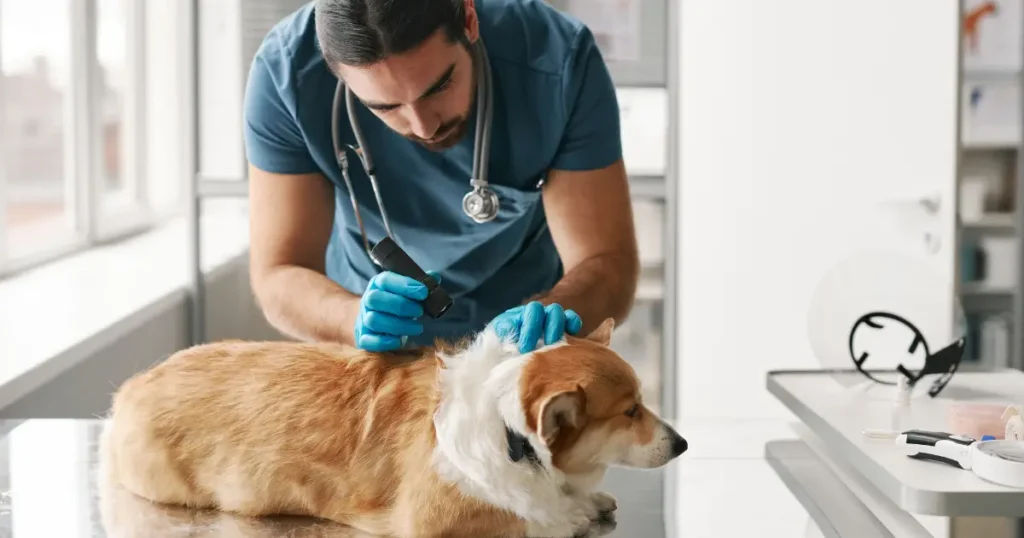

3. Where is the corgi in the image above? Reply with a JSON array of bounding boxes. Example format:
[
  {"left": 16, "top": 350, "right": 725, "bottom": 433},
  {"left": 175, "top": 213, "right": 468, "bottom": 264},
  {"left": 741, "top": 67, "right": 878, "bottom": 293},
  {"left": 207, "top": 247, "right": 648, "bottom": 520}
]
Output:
[{"left": 100, "top": 318, "right": 687, "bottom": 538}]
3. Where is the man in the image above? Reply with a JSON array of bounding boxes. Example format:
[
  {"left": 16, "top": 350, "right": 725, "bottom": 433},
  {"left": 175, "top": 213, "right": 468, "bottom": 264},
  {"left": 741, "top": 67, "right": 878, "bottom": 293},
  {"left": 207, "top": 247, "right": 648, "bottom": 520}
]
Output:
[{"left": 243, "top": 0, "right": 639, "bottom": 353}]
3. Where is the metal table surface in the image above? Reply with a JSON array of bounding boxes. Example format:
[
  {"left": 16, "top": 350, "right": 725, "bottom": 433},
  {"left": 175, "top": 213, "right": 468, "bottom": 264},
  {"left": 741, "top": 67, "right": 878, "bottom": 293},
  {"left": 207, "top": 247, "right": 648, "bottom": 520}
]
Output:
[{"left": 0, "top": 418, "right": 842, "bottom": 538}]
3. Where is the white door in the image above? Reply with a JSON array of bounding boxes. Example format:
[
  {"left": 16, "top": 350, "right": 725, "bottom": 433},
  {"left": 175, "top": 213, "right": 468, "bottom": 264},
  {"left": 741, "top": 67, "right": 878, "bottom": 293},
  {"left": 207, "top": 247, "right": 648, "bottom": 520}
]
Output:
[{"left": 677, "top": 0, "right": 963, "bottom": 421}]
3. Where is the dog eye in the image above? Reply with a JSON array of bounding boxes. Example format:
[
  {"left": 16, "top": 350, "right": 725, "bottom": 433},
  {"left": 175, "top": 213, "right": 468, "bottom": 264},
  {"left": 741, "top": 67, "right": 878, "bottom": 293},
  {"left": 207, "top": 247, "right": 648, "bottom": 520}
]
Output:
[{"left": 624, "top": 404, "right": 640, "bottom": 418}]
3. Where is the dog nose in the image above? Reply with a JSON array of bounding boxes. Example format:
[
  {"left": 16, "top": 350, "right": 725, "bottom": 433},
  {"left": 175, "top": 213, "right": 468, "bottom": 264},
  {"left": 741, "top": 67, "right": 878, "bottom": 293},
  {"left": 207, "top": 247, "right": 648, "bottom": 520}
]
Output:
[{"left": 670, "top": 431, "right": 688, "bottom": 457}]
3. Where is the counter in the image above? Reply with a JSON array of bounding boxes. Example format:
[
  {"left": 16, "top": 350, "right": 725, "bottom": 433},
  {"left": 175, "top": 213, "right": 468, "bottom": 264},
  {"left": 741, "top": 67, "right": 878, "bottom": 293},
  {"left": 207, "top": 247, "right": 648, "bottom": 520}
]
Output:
[{"left": 0, "top": 418, "right": 838, "bottom": 537}]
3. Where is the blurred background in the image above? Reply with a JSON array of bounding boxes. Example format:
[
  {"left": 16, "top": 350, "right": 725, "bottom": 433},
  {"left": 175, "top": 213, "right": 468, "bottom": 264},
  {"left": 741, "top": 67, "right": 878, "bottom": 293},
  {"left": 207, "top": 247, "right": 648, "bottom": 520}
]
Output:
[{"left": 1, "top": 0, "right": 1022, "bottom": 537}]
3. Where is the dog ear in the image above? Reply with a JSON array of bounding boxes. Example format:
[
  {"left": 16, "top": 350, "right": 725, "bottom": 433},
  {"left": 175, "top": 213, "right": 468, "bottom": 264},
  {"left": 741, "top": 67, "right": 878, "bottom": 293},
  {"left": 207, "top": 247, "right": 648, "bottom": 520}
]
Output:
[
  {"left": 584, "top": 318, "right": 615, "bottom": 346},
  {"left": 538, "top": 385, "right": 587, "bottom": 447}
]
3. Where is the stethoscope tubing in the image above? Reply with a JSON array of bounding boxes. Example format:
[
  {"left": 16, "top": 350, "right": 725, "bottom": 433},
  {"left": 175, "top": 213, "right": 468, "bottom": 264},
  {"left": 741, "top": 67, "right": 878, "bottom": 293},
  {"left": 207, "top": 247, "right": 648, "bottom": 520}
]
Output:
[
  {"left": 330, "top": 38, "right": 494, "bottom": 262},
  {"left": 472, "top": 37, "right": 493, "bottom": 188}
]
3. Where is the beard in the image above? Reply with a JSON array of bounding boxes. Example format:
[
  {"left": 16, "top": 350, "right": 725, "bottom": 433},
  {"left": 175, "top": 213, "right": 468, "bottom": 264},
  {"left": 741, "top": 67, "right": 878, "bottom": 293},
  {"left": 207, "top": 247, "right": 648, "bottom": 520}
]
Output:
[{"left": 403, "top": 114, "right": 471, "bottom": 151}]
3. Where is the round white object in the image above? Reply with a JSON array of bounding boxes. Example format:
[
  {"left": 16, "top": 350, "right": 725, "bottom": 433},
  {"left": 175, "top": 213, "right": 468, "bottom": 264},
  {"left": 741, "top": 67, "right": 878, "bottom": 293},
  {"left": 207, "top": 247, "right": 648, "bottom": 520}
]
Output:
[{"left": 971, "top": 440, "right": 1024, "bottom": 489}]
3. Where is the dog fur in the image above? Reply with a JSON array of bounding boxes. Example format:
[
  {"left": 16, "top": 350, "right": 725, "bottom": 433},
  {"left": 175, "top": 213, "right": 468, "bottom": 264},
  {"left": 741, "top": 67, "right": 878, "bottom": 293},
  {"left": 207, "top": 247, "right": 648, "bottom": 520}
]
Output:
[{"left": 100, "top": 318, "right": 687, "bottom": 538}]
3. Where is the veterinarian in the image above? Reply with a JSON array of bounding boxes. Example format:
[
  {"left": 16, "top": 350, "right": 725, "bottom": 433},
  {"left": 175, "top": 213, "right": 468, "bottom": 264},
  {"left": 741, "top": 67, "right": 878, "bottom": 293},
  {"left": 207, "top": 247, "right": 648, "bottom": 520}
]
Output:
[{"left": 243, "top": 0, "right": 639, "bottom": 353}]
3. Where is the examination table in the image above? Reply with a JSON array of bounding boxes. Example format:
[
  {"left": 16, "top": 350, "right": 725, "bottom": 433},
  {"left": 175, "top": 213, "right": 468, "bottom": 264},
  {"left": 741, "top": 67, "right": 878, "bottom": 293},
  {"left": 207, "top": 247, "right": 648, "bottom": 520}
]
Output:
[{"left": 0, "top": 417, "right": 864, "bottom": 537}]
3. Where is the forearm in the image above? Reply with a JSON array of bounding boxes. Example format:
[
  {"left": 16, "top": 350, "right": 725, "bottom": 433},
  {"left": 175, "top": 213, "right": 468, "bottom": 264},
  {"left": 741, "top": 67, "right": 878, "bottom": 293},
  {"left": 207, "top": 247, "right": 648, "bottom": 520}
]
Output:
[
  {"left": 252, "top": 264, "right": 360, "bottom": 345},
  {"left": 530, "top": 253, "right": 639, "bottom": 335}
]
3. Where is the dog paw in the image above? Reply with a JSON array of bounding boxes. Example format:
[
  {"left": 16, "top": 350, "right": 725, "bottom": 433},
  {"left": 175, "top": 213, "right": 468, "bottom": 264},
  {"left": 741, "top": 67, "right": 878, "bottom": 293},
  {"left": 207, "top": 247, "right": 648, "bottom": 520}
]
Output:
[
  {"left": 563, "top": 492, "right": 616, "bottom": 537},
  {"left": 525, "top": 492, "right": 611, "bottom": 538},
  {"left": 571, "top": 515, "right": 617, "bottom": 538},
  {"left": 525, "top": 507, "right": 592, "bottom": 538},
  {"left": 590, "top": 509, "right": 617, "bottom": 536},
  {"left": 588, "top": 491, "right": 617, "bottom": 515},
  {"left": 565, "top": 492, "right": 601, "bottom": 522}
]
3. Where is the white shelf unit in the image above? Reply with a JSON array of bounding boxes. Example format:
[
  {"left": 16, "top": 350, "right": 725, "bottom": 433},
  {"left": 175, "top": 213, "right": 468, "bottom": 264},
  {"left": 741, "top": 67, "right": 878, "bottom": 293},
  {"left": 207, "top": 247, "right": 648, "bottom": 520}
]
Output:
[{"left": 958, "top": 0, "right": 1024, "bottom": 371}]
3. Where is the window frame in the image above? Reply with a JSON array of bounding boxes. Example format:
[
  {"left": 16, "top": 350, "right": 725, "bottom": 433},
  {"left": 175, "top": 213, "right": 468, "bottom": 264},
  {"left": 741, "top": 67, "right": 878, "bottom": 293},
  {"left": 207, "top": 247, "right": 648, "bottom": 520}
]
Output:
[
  {"left": 92, "top": 0, "right": 153, "bottom": 242},
  {"left": 0, "top": 0, "right": 6, "bottom": 273},
  {"left": 0, "top": 0, "right": 178, "bottom": 280}
]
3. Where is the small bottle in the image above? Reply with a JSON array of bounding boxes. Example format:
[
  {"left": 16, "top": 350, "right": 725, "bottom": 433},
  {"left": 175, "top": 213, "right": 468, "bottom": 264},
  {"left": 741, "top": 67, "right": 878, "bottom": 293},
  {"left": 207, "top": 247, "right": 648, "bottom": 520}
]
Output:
[{"left": 895, "top": 377, "right": 911, "bottom": 405}]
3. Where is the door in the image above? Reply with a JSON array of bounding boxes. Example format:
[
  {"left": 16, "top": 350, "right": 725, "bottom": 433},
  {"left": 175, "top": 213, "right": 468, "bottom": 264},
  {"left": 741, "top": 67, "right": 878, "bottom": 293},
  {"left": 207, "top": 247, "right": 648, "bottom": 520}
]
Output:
[{"left": 677, "top": 0, "right": 963, "bottom": 420}]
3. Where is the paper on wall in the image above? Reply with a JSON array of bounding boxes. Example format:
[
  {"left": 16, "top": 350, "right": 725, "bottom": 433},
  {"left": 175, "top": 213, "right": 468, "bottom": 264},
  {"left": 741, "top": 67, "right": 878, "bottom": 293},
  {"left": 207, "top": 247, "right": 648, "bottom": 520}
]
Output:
[
  {"left": 962, "top": 80, "right": 1021, "bottom": 146},
  {"left": 566, "top": 0, "right": 641, "bottom": 62},
  {"left": 963, "top": 0, "right": 1023, "bottom": 71}
]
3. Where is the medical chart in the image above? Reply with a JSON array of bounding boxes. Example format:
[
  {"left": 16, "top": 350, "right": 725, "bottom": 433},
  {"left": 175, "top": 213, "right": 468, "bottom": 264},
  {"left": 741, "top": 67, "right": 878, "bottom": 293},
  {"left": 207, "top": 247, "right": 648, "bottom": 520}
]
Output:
[{"left": 565, "top": 0, "right": 641, "bottom": 62}]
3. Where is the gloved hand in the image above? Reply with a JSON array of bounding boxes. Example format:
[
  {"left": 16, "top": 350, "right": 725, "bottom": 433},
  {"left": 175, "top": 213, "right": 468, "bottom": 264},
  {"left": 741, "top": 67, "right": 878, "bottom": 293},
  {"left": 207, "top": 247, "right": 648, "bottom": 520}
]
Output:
[
  {"left": 354, "top": 271, "right": 439, "bottom": 352},
  {"left": 490, "top": 301, "right": 583, "bottom": 354}
]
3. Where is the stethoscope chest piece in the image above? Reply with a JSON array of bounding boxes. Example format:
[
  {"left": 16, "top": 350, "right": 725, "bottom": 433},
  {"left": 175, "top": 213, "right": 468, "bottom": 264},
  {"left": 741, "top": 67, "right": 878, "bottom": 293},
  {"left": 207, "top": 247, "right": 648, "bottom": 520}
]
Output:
[
  {"left": 462, "top": 180, "right": 499, "bottom": 223},
  {"left": 332, "top": 37, "right": 501, "bottom": 256}
]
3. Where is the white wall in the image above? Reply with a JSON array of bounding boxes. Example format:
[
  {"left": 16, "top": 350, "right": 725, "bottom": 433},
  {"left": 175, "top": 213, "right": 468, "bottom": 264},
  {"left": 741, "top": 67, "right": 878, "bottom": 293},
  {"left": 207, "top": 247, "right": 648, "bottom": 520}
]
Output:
[{"left": 676, "top": 0, "right": 962, "bottom": 420}]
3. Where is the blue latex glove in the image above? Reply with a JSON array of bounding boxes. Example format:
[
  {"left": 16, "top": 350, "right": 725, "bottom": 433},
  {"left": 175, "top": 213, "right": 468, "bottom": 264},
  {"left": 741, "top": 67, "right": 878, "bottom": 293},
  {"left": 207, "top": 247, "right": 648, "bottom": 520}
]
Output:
[
  {"left": 490, "top": 301, "right": 583, "bottom": 354},
  {"left": 354, "top": 271, "right": 439, "bottom": 352}
]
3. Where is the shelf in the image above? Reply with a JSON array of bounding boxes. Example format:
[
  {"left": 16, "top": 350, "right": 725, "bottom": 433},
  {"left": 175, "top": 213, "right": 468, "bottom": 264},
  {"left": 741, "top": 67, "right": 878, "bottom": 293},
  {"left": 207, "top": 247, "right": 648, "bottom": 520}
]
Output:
[
  {"left": 635, "top": 263, "right": 665, "bottom": 302},
  {"left": 963, "top": 139, "right": 1020, "bottom": 150},
  {"left": 963, "top": 68, "right": 1022, "bottom": 82},
  {"left": 636, "top": 277, "right": 664, "bottom": 301},
  {"left": 628, "top": 176, "right": 666, "bottom": 199},
  {"left": 962, "top": 282, "right": 1015, "bottom": 296},
  {"left": 198, "top": 178, "right": 248, "bottom": 198},
  {"left": 962, "top": 213, "right": 1015, "bottom": 233}
]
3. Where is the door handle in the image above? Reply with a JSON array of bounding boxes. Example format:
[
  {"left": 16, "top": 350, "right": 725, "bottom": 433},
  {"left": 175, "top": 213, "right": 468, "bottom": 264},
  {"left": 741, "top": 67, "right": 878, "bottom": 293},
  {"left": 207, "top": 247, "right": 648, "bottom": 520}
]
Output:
[
  {"left": 918, "top": 193, "right": 941, "bottom": 215},
  {"left": 869, "top": 190, "right": 943, "bottom": 253},
  {"left": 876, "top": 190, "right": 941, "bottom": 215}
]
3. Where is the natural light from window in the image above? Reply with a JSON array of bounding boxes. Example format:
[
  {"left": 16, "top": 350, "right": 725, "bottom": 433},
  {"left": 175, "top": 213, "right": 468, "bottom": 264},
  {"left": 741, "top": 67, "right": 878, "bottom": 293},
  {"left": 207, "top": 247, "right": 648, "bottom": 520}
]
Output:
[
  {"left": 0, "top": 0, "right": 182, "bottom": 280},
  {"left": 2, "top": 0, "right": 73, "bottom": 262}
]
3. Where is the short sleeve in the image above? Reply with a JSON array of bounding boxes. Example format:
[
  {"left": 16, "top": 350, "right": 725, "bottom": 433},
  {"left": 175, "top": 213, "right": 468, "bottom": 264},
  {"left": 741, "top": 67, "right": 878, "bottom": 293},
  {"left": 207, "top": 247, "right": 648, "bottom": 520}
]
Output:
[
  {"left": 548, "top": 28, "right": 623, "bottom": 172},
  {"left": 242, "top": 49, "right": 321, "bottom": 175}
]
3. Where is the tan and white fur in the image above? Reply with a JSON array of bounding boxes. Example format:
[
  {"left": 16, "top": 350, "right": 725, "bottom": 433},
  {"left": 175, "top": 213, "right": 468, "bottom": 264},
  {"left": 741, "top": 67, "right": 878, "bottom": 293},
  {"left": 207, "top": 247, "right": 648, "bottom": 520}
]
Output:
[{"left": 100, "top": 318, "right": 687, "bottom": 538}]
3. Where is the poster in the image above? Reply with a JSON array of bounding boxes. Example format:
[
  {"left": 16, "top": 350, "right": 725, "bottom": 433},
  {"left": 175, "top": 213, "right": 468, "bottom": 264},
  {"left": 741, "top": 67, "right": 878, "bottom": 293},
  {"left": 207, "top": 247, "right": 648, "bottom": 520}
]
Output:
[
  {"left": 565, "top": 0, "right": 641, "bottom": 62},
  {"left": 963, "top": 0, "right": 1022, "bottom": 71}
]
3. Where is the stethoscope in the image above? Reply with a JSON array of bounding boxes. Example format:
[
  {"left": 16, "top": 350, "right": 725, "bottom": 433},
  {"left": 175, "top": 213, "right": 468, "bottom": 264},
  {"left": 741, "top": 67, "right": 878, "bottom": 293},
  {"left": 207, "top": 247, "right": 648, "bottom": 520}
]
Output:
[{"left": 330, "top": 38, "right": 499, "bottom": 265}]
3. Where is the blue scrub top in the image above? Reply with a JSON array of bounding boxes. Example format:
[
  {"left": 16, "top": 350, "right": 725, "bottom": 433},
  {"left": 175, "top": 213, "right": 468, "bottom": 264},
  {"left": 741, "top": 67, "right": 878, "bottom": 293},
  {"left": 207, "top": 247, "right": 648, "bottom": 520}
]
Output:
[{"left": 242, "top": 0, "right": 622, "bottom": 345}]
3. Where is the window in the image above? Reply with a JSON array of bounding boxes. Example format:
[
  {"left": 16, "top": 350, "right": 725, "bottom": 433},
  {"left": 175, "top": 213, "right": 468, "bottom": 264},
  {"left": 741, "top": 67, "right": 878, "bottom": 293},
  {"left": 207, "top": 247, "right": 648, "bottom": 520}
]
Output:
[
  {"left": 0, "top": 0, "right": 73, "bottom": 270},
  {"left": 0, "top": 0, "right": 184, "bottom": 279}
]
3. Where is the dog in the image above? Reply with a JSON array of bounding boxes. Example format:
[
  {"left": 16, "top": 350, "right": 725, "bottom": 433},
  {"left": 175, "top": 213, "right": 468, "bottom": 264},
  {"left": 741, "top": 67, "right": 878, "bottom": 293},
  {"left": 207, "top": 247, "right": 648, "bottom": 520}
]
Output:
[{"left": 100, "top": 317, "right": 687, "bottom": 538}]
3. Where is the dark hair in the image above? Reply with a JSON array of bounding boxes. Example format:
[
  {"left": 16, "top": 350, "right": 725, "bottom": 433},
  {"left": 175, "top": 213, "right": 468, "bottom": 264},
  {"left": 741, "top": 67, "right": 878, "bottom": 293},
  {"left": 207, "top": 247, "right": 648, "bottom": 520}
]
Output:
[{"left": 315, "top": 0, "right": 467, "bottom": 68}]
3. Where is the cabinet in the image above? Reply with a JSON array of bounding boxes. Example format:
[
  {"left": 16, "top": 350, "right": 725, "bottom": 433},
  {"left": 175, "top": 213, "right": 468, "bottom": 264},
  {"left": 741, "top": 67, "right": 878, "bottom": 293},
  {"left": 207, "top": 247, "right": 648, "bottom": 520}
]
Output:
[{"left": 957, "top": 0, "right": 1024, "bottom": 370}]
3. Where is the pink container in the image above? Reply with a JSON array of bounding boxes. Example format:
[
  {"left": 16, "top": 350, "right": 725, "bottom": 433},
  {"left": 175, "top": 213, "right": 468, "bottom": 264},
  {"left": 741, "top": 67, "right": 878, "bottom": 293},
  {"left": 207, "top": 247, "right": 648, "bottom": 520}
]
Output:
[{"left": 948, "top": 403, "right": 1010, "bottom": 439}]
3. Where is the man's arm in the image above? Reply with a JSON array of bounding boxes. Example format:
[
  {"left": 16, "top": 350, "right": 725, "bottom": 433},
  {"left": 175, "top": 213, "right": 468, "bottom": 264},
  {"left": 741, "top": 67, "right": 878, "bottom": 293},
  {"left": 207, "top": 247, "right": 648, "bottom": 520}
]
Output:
[
  {"left": 247, "top": 164, "right": 361, "bottom": 344},
  {"left": 242, "top": 48, "right": 361, "bottom": 344},
  {"left": 528, "top": 27, "right": 639, "bottom": 334},
  {"left": 531, "top": 159, "right": 639, "bottom": 334}
]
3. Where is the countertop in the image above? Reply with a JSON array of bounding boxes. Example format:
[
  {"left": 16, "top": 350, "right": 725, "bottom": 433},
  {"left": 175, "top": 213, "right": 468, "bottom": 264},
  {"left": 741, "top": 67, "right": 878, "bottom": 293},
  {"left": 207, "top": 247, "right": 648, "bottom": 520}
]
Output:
[
  {"left": 0, "top": 418, "right": 831, "bottom": 538},
  {"left": 768, "top": 369, "right": 1024, "bottom": 517}
]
